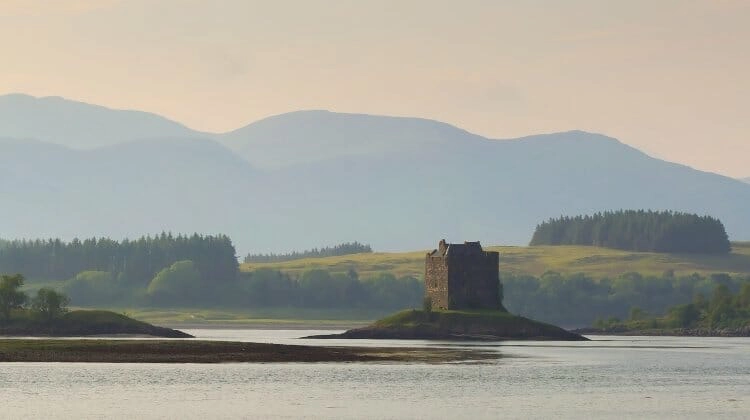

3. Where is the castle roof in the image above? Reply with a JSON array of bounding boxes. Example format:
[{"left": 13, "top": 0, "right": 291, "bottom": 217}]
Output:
[{"left": 429, "top": 240, "right": 484, "bottom": 257}]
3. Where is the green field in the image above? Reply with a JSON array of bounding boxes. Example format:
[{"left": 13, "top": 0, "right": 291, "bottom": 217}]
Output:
[{"left": 241, "top": 242, "right": 750, "bottom": 279}]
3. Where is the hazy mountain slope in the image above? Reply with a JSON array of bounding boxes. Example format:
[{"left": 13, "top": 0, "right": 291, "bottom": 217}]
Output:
[
  {"left": 218, "top": 110, "right": 487, "bottom": 169},
  {"left": 0, "top": 94, "right": 200, "bottom": 148},
  {"left": 241, "top": 130, "right": 750, "bottom": 251},
  {"left": 0, "top": 137, "right": 260, "bottom": 243},
  {"left": 742, "top": 177, "right": 750, "bottom": 184}
]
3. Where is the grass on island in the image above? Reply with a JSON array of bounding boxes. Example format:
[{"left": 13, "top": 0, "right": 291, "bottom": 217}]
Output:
[
  {"left": 241, "top": 242, "right": 750, "bottom": 278},
  {"left": 320, "top": 308, "right": 588, "bottom": 341},
  {"left": 372, "top": 309, "right": 571, "bottom": 335},
  {"left": 374, "top": 309, "right": 518, "bottom": 328}
]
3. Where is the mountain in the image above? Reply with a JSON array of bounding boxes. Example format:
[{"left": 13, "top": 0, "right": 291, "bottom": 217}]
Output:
[
  {"left": 742, "top": 177, "right": 750, "bottom": 184},
  {"left": 2, "top": 93, "right": 750, "bottom": 254},
  {"left": 0, "top": 94, "right": 200, "bottom": 149},
  {"left": 217, "top": 110, "right": 487, "bottom": 169}
]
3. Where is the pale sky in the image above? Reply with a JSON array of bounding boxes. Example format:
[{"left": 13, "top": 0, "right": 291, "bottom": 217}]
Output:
[{"left": 1, "top": 0, "right": 748, "bottom": 177}]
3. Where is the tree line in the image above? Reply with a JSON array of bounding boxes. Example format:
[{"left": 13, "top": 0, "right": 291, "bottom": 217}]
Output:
[
  {"left": 529, "top": 210, "right": 731, "bottom": 254},
  {"left": 0, "top": 233, "right": 239, "bottom": 286},
  {"left": 146, "top": 268, "right": 423, "bottom": 310},
  {"left": 595, "top": 282, "right": 750, "bottom": 331},
  {"left": 502, "top": 270, "right": 749, "bottom": 327},
  {"left": 3, "top": 261, "right": 747, "bottom": 327},
  {"left": 244, "top": 242, "right": 373, "bottom": 263}
]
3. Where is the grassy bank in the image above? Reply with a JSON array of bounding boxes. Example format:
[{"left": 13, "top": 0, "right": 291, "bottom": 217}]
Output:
[
  {"left": 0, "top": 310, "right": 191, "bottom": 338},
  {"left": 0, "top": 339, "right": 499, "bottom": 363},
  {"left": 241, "top": 243, "right": 750, "bottom": 278}
]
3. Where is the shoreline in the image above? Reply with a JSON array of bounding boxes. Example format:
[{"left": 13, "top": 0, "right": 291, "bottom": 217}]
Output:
[
  {"left": 573, "top": 327, "right": 750, "bottom": 337},
  {"left": 160, "top": 321, "right": 367, "bottom": 330},
  {"left": 0, "top": 339, "right": 499, "bottom": 364}
]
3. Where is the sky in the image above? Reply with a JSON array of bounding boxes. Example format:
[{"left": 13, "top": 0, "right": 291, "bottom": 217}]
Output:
[{"left": 1, "top": 0, "right": 748, "bottom": 177}]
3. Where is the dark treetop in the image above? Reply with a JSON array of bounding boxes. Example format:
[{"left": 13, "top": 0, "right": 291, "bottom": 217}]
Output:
[{"left": 530, "top": 210, "right": 731, "bottom": 254}]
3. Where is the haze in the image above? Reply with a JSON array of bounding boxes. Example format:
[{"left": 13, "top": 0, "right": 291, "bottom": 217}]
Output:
[{"left": 1, "top": 0, "right": 748, "bottom": 177}]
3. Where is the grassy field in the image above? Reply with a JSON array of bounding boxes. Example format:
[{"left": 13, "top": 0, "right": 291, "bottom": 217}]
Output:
[{"left": 241, "top": 242, "right": 750, "bottom": 278}]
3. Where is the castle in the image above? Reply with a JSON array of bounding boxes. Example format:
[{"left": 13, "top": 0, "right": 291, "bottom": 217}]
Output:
[{"left": 424, "top": 239, "right": 500, "bottom": 310}]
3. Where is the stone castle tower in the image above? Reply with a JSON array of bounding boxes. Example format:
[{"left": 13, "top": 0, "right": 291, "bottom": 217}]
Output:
[{"left": 424, "top": 239, "right": 500, "bottom": 310}]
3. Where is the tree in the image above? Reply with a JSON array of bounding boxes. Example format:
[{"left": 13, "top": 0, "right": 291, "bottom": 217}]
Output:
[
  {"left": 423, "top": 296, "right": 433, "bottom": 313},
  {"left": 147, "top": 260, "right": 202, "bottom": 304},
  {"left": 0, "top": 274, "right": 28, "bottom": 320},
  {"left": 244, "top": 242, "right": 373, "bottom": 263},
  {"left": 530, "top": 210, "right": 731, "bottom": 254},
  {"left": 31, "top": 288, "right": 70, "bottom": 321},
  {"left": 64, "top": 271, "right": 120, "bottom": 305},
  {"left": 738, "top": 283, "right": 750, "bottom": 309},
  {"left": 629, "top": 307, "right": 646, "bottom": 321},
  {"left": 667, "top": 304, "right": 700, "bottom": 328}
]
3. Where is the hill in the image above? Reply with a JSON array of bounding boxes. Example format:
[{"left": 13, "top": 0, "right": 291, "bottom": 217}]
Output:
[
  {"left": 743, "top": 177, "right": 750, "bottom": 184},
  {"left": 0, "top": 94, "right": 199, "bottom": 148},
  {"left": 3, "top": 94, "right": 750, "bottom": 252},
  {"left": 241, "top": 243, "right": 750, "bottom": 279}
]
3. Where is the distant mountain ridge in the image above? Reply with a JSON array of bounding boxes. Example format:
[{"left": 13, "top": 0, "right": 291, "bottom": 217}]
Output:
[
  {"left": 0, "top": 93, "right": 201, "bottom": 149},
  {"left": 2, "top": 93, "right": 750, "bottom": 253},
  {"left": 742, "top": 177, "right": 750, "bottom": 184}
]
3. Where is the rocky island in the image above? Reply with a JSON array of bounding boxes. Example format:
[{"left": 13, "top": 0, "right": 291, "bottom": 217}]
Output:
[{"left": 311, "top": 240, "right": 586, "bottom": 341}]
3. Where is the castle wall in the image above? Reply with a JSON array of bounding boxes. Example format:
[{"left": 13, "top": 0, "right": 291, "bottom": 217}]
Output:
[
  {"left": 425, "top": 256, "right": 450, "bottom": 310},
  {"left": 447, "top": 252, "right": 500, "bottom": 310}
]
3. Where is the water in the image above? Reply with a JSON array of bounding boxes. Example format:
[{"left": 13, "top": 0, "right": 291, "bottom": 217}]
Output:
[{"left": 1, "top": 330, "right": 749, "bottom": 419}]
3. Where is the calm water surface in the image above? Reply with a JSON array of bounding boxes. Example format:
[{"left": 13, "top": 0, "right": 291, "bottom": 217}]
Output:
[{"left": 1, "top": 329, "right": 749, "bottom": 419}]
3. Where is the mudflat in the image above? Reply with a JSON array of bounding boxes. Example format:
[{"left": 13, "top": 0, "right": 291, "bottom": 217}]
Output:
[{"left": 0, "top": 339, "right": 499, "bottom": 363}]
